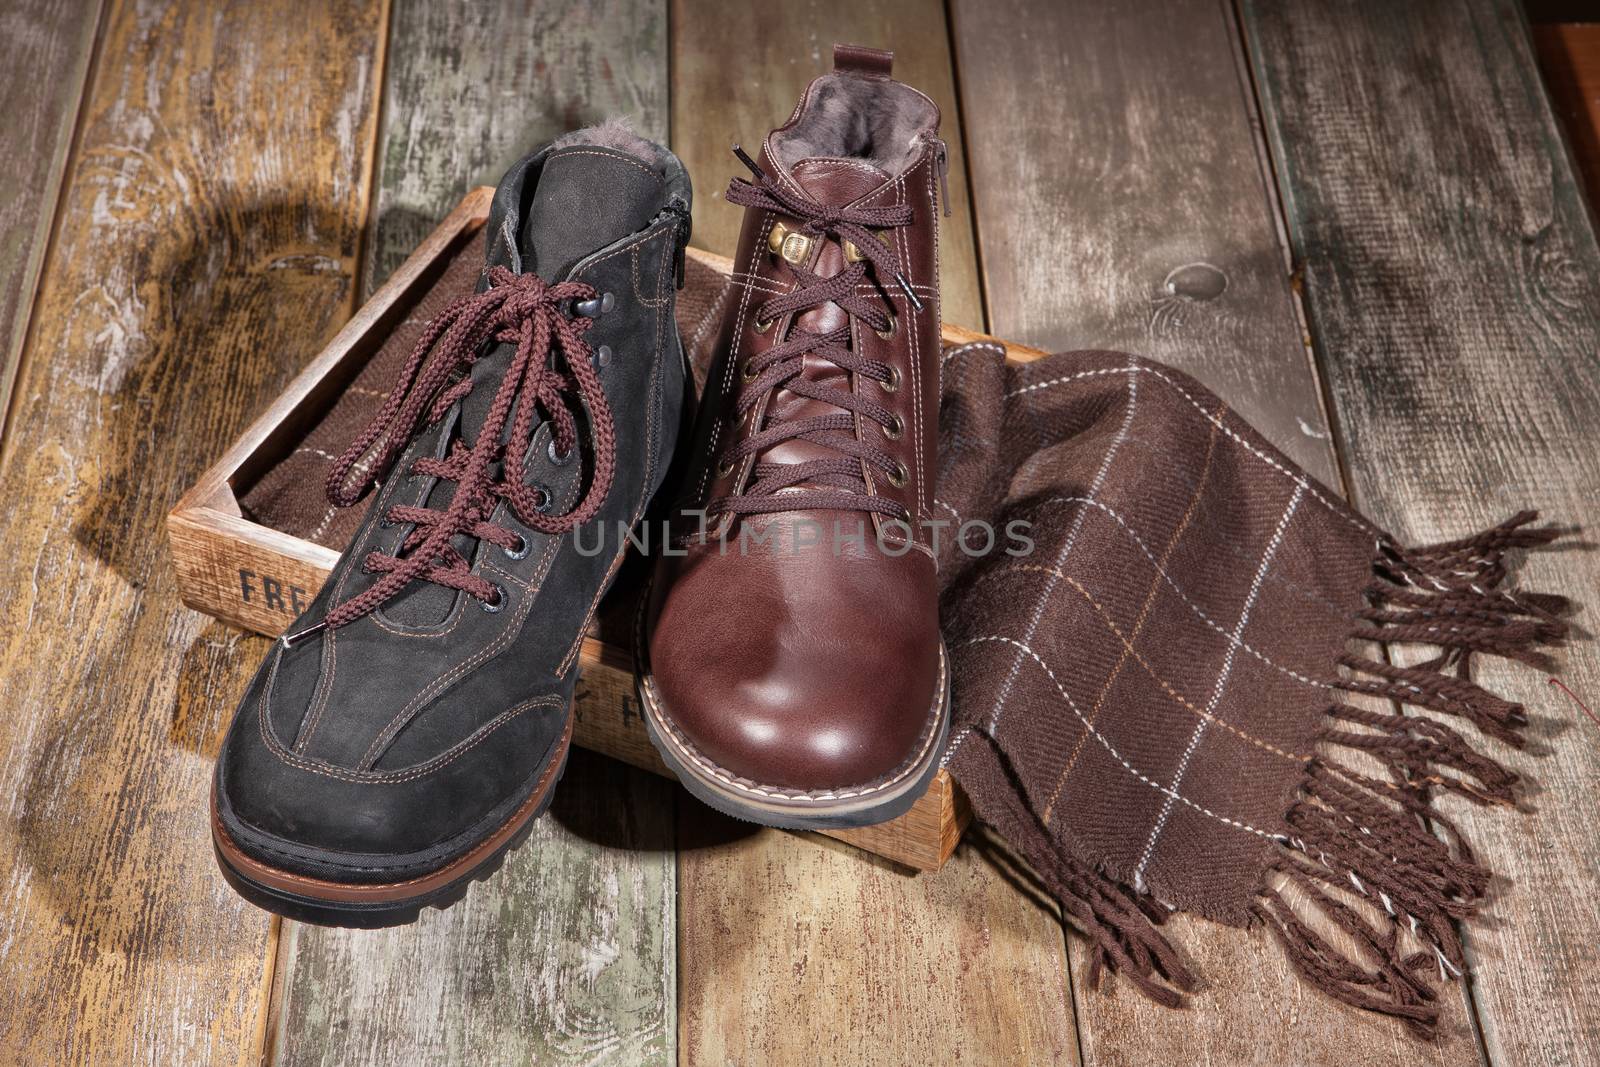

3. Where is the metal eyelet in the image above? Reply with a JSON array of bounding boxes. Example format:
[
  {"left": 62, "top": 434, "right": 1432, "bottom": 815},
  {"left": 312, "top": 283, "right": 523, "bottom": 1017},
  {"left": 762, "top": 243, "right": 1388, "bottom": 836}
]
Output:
[
  {"left": 593, "top": 344, "right": 612, "bottom": 368},
  {"left": 844, "top": 229, "right": 889, "bottom": 263},
  {"left": 768, "top": 222, "right": 812, "bottom": 264},
  {"left": 767, "top": 222, "right": 789, "bottom": 255},
  {"left": 503, "top": 534, "right": 530, "bottom": 560},
  {"left": 887, "top": 462, "right": 908, "bottom": 488},
  {"left": 883, "top": 413, "right": 904, "bottom": 440},
  {"left": 575, "top": 292, "right": 615, "bottom": 318},
  {"left": 753, "top": 315, "right": 773, "bottom": 334},
  {"left": 533, "top": 483, "right": 553, "bottom": 513},
  {"left": 875, "top": 309, "right": 897, "bottom": 340},
  {"left": 480, "top": 584, "right": 507, "bottom": 613},
  {"left": 547, "top": 439, "right": 572, "bottom": 466},
  {"left": 742, "top": 358, "right": 759, "bottom": 382},
  {"left": 716, "top": 456, "right": 736, "bottom": 477},
  {"left": 879, "top": 366, "right": 901, "bottom": 393}
]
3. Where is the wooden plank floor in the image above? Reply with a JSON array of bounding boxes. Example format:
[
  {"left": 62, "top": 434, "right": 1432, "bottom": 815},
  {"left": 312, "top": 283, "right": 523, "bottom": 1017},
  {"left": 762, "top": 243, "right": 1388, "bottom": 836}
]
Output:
[
  {"left": 0, "top": 2, "right": 385, "bottom": 1063},
  {"left": 0, "top": 0, "right": 102, "bottom": 445},
  {"left": 0, "top": 1, "right": 1596, "bottom": 1064}
]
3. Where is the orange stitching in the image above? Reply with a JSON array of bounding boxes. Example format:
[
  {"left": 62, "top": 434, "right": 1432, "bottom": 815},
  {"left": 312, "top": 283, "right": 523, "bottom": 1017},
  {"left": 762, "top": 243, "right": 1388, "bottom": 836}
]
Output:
[
  {"left": 219, "top": 719, "right": 571, "bottom": 895},
  {"left": 1042, "top": 411, "right": 1224, "bottom": 823}
]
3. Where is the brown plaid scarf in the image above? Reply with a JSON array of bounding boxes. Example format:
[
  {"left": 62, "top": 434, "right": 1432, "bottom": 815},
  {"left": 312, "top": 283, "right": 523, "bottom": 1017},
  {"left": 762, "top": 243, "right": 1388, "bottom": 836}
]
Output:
[
  {"left": 244, "top": 248, "right": 1569, "bottom": 1037},
  {"left": 932, "top": 341, "right": 1568, "bottom": 1036}
]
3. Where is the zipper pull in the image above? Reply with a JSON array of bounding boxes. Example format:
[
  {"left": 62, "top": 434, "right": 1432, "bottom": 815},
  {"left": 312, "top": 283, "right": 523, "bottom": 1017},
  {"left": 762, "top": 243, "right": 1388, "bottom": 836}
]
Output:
[
  {"left": 664, "top": 197, "right": 692, "bottom": 289},
  {"left": 930, "top": 136, "right": 951, "bottom": 218}
]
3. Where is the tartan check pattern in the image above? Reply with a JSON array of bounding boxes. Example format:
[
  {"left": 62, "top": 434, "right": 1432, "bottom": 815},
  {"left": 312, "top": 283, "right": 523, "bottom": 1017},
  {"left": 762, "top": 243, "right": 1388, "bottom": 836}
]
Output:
[
  {"left": 935, "top": 344, "right": 1372, "bottom": 926},
  {"left": 931, "top": 340, "right": 1566, "bottom": 1033}
]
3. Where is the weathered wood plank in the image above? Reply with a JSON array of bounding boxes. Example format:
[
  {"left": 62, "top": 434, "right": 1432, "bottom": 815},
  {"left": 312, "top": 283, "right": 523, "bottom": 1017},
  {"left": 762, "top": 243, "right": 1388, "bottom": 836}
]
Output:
[
  {"left": 0, "top": 1, "right": 385, "bottom": 1064},
  {"left": 951, "top": 0, "right": 1484, "bottom": 1061},
  {"left": 669, "top": 4, "right": 1075, "bottom": 1063},
  {"left": 272, "top": 750, "right": 677, "bottom": 1067},
  {"left": 0, "top": 0, "right": 103, "bottom": 450},
  {"left": 1243, "top": 2, "right": 1600, "bottom": 1063},
  {"left": 269, "top": 4, "right": 678, "bottom": 1065},
  {"left": 952, "top": 0, "right": 1336, "bottom": 484},
  {"left": 363, "top": 0, "right": 669, "bottom": 292},
  {"left": 670, "top": 0, "right": 986, "bottom": 331},
  {"left": 678, "top": 823, "right": 1079, "bottom": 1067}
]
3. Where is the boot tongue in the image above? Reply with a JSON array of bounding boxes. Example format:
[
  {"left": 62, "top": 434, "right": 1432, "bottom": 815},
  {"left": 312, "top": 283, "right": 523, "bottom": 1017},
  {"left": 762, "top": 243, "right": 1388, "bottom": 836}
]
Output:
[
  {"left": 759, "top": 156, "right": 890, "bottom": 478},
  {"left": 519, "top": 145, "right": 662, "bottom": 282},
  {"left": 784, "top": 155, "right": 890, "bottom": 203}
]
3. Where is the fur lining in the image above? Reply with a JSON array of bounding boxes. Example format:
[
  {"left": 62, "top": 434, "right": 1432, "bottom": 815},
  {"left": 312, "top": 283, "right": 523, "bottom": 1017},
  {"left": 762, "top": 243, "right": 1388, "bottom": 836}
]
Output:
[
  {"left": 549, "top": 117, "right": 670, "bottom": 169},
  {"left": 771, "top": 72, "right": 937, "bottom": 177}
]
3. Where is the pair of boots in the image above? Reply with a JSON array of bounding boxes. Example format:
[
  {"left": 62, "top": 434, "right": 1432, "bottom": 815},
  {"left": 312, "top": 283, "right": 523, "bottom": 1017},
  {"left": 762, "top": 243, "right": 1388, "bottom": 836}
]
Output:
[{"left": 213, "top": 45, "right": 952, "bottom": 927}]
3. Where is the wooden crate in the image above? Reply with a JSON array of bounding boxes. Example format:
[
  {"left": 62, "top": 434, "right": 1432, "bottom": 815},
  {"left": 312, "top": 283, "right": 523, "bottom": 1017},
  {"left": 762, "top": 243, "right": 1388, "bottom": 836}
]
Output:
[{"left": 167, "top": 186, "right": 1043, "bottom": 871}]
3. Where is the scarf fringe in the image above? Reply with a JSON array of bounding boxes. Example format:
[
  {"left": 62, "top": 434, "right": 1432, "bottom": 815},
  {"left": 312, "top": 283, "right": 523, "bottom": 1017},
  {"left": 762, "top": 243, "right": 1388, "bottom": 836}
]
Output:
[
  {"left": 1256, "top": 510, "right": 1570, "bottom": 1037},
  {"left": 956, "top": 511, "right": 1568, "bottom": 1035},
  {"left": 1012, "top": 823, "right": 1198, "bottom": 1007},
  {"left": 965, "top": 739, "right": 1198, "bottom": 1007}
]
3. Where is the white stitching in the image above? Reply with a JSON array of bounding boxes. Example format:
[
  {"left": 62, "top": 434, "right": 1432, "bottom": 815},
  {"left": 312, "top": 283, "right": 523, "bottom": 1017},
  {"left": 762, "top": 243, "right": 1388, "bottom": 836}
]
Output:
[
  {"left": 640, "top": 647, "right": 946, "bottom": 802},
  {"left": 972, "top": 496, "right": 1338, "bottom": 689},
  {"left": 941, "top": 341, "right": 1005, "bottom": 368},
  {"left": 636, "top": 600, "right": 949, "bottom": 803},
  {"left": 1009, "top": 361, "right": 1372, "bottom": 536},
  {"left": 950, "top": 635, "right": 1276, "bottom": 840},
  {"left": 989, "top": 359, "right": 1138, "bottom": 734},
  {"left": 1131, "top": 479, "right": 1306, "bottom": 888}
]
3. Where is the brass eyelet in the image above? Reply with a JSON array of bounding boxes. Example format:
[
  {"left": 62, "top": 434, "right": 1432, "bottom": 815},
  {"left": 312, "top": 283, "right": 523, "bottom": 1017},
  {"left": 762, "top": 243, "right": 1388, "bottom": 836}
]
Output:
[
  {"left": 767, "top": 222, "right": 812, "bottom": 265},
  {"left": 875, "top": 309, "right": 897, "bottom": 340},
  {"left": 879, "top": 366, "right": 901, "bottom": 393},
  {"left": 883, "top": 413, "right": 904, "bottom": 440},
  {"left": 844, "top": 229, "right": 890, "bottom": 263},
  {"left": 742, "top": 358, "right": 759, "bottom": 381},
  {"left": 753, "top": 315, "right": 774, "bottom": 335},
  {"left": 887, "top": 462, "right": 908, "bottom": 489},
  {"left": 716, "top": 456, "right": 736, "bottom": 477},
  {"left": 781, "top": 232, "right": 812, "bottom": 264}
]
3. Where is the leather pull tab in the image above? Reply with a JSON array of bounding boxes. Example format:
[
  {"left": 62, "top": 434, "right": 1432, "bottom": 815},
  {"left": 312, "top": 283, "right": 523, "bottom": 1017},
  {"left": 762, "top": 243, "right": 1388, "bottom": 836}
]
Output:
[{"left": 833, "top": 43, "right": 893, "bottom": 79}]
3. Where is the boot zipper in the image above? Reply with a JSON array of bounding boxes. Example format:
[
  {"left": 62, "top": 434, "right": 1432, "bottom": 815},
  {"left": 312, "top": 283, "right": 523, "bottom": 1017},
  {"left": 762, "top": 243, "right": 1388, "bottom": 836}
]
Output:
[
  {"left": 659, "top": 197, "right": 693, "bottom": 289},
  {"left": 926, "top": 135, "right": 951, "bottom": 218}
]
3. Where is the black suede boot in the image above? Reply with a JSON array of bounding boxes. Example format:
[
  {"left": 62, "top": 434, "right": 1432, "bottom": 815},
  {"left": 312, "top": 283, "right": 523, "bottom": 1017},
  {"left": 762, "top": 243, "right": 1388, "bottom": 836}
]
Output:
[{"left": 212, "top": 123, "right": 692, "bottom": 927}]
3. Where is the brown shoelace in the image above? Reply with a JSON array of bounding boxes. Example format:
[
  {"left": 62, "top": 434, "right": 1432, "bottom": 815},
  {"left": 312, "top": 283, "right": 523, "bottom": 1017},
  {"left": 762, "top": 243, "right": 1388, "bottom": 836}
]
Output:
[
  {"left": 709, "top": 148, "right": 916, "bottom": 522},
  {"left": 291, "top": 268, "right": 616, "bottom": 639}
]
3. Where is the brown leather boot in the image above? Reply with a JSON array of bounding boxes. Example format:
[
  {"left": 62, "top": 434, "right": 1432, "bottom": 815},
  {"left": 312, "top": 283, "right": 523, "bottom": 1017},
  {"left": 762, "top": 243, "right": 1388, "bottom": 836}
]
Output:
[{"left": 638, "top": 45, "right": 951, "bottom": 829}]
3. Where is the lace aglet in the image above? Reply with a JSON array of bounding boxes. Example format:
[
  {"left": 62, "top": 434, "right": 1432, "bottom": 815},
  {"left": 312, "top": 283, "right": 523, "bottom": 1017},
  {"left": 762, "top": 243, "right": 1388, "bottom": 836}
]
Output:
[
  {"left": 280, "top": 619, "right": 328, "bottom": 648},
  {"left": 895, "top": 272, "right": 925, "bottom": 313},
  {"left": 731, "top": 143, "right": 767, "bottom": 181}
]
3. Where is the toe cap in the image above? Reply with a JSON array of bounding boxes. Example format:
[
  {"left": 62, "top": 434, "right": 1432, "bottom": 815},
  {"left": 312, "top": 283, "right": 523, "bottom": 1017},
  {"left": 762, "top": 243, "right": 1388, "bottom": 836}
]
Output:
[{"left": 647, "top": 537, "right": 943, "bottom": 792}]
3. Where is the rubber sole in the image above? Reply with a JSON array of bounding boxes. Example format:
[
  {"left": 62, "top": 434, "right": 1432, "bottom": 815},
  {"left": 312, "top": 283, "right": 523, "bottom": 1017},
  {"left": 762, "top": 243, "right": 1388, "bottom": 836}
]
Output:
[
  {"left": 635, "top": 604, "right": 951, "bottom": 830},
  {"left": 212, "top": 718, "right": 571, "bottom": 929}
]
